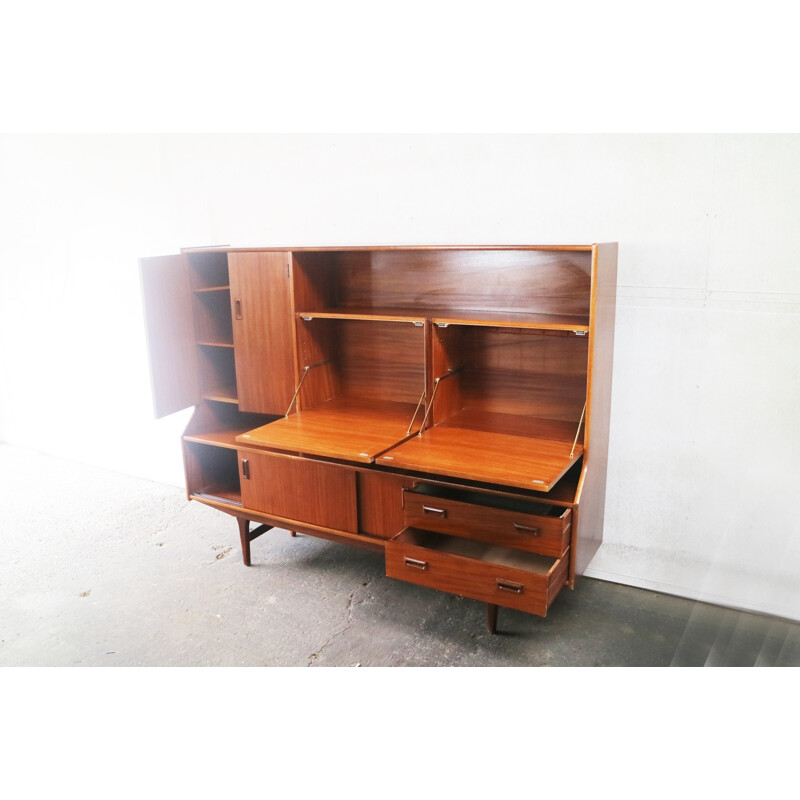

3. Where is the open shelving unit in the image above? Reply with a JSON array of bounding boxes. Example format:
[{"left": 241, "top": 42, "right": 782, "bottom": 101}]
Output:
[{"left": 188, "top": 252, "right": 239, "bottom": 406}]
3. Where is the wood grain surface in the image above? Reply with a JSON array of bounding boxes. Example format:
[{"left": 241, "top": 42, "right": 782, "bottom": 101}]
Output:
[
  {"left": 237, "top": 398, "right": 420, "bottom": 462},
  {"left": 386, "top": 528, "right": 568, "bottom": 616},
  {"left": 239, "top": 449, "right": 358, "bottom": 533},
  {"left": 378, "top": 425, "right": 583, "bottom": 491},
  {"left": 229, "top": 251, "right": 295, "bottom": 414}
]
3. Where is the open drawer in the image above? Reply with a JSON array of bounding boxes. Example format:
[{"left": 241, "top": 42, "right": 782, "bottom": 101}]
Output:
[
  {"left": 404, "top": 485, "right": 572, "bottom": 557},
  {"left": 386, "top": 528, "right": 569, "bottom": 616}
]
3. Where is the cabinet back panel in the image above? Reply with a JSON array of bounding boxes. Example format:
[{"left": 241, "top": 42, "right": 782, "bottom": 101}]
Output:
[
  {"left": 187, "top": 252, "right": 229, "bottom": 289},
  {"left": 337, "top": 320, "right": 425, "bottom": 404},
  {"left": 333, "top": 250, "right": 592, "bottom": 316},
  {"left": 297, "top": 318, "right": 425, "bottom": 407},
  {"left": 184, "top": 441, "right": 241, "bottom": 499},
  {"left": 193, "top": 291, "right": 233, "bottom": 344},
  {"left": 291, "top": 252, "right": 340, "bottom": 310},
  {"left": 433, "top": 326, "right": 588, "bottom": 423},
  {"left": 197, "top": 346, "right": 237, "bottom": 397}
]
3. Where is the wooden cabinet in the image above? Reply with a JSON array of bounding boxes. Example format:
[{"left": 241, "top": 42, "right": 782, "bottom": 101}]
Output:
[{"left": 140, "top": 244, "right": 617, "bottom": 632}]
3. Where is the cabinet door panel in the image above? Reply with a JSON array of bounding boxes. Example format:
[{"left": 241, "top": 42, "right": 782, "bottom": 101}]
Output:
[
  {"left": 239, "top": 451, "right": 358, "bottom": 533},
  {"left": 229, "top": 252, "right": 295, "bottom": 414},
  {"left": 139, "top": 254, "right": 199, "bottom": 418}
]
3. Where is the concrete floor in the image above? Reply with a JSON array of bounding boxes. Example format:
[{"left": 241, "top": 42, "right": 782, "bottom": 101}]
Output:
[{"left": 2, "top": 443, "right": 799, "bottom": 667}]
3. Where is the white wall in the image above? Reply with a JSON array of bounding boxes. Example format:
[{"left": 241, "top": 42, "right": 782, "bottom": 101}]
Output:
[{"left": 1, "top": 134, "right": 798, "bottom": 620}]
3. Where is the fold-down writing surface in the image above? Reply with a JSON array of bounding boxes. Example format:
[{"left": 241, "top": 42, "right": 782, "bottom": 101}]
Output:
[
  {"left": 376, "top": 426, "right": 583, "bottom": 492},
  {"left": 236, "top": 398, "right": 419, "bottom": 463}
]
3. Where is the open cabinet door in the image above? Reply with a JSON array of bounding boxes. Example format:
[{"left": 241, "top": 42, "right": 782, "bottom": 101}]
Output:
[{"left": 139, "top": 254, "right": 199, "bottom": 418}]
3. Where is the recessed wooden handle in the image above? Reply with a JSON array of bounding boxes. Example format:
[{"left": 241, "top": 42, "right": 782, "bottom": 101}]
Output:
[
  {"left": 422, "top": 505, "right": 447, "bottom": 518},
  {"left": 241, "top": 458, "right": 250, "bottom": 479},
  {"left": 513, "top": 522, "right": 540, "bottom": 536},
  {"left": 496, "top": 579, "right": 524, "bottom": 594},
  {"left": 234, "top": 299, "right": 243, "bottom": 319},
  {"left": 404, "top": 557, "right": 428, "bottom": 570}
]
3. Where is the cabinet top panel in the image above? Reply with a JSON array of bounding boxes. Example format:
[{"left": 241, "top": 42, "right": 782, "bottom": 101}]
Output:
[{"left": 181, "top": 244, "right": 606, "bottom": 254}]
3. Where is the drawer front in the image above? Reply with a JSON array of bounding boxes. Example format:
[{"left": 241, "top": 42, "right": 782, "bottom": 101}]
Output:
[
  {"left": 404, "top": 491, "right": 571, "bottom": 557},
  {"left": 239, "top": 450, "right": 358, "bottom": 533},
  {"left": 386, "top": 529, "right": 568, "bottom": 616}
]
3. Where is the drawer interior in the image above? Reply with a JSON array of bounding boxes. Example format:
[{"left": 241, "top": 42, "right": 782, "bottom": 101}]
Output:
[
  {"left": 407, "top": 483, "right": 570, "bottom": 521},
  {"left": 395, "top": 528, "right": 558, "bottom": 575}
]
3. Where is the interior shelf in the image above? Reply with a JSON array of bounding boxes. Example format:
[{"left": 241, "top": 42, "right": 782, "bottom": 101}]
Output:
[
  {"left": 203, "top": 385, "right": 238, "bottom": 404},
  {"left": 184, "top": 403, "right": 275, "bottom": 449},
  {"left": 297, "top": 308, "right": 425, "bottom": 324},
  {"left": 193, "top": 286, "right": 231, "bottom": 293},
  {"left": 237, "top": 398, "right": 421, "bottom": 463},
  {"left": 376, "top": 425, "right": 583, "bottom": 492},
  {"left": 192, "top": 485, "right": 243, "bottom": 506},
  {"left": 296, "top": 307, "right": 589, "bottom": 331}
]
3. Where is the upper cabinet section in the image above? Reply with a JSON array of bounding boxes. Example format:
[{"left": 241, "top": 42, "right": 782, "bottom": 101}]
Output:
[
  {"left": 142, "top": 244, "right": 615, "bottom": 496},
  {"left": 239, "top": 246, "right": 602, "bottom": 489},
  {"left": 292, "top": 248, "right": 592, "bottom": 331}
]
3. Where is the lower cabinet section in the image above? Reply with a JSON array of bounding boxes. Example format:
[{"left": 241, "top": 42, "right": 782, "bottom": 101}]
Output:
[
  {"left": 230, "top": 449, "right": 574, "bottom": 620},
  {"left": 185, "top": 441, "right": 243, "bottom": 506},
  {"left": 239, "top": 450, "right": 358, "bottom": 533},
  {"left": 386, "top": 528, "right": 569, "bottom": 616}
]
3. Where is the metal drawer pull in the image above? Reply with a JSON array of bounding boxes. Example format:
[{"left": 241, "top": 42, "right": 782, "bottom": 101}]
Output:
[
  {"left": 422, "top": 505, "right": 447, "bottom": 518},
  {"left": 496, "top": 579, "right": 524, "bottom": 594},
  {"left": 241, "top": 458, "right": 250, "bottom": 480},
  {"left": 513, "top": 522, "right": 540, "bottom": 536},
  {"left": 404, "top": 557, "right": 429, "bottom": 570}
]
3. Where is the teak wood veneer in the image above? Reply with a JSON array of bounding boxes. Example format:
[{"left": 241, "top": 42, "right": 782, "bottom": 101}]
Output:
[{"left": 140, "top": 244, "right": 617, "bottom": 633}]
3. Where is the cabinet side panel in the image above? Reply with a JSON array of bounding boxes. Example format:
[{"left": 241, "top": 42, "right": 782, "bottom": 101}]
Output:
[
  {"left": 574, "top": 243, "right": 618, "bottom": 575},
  {"left": 229, "top": 251, "right": 296, "bottom": 414},
  {"left": 139, "top": 254, "right": 199, "bottom": 418}
]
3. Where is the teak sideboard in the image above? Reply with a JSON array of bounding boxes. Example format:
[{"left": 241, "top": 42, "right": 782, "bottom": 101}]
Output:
[{"left": 140, "top": 245, "right": 617, "bottom": 632}]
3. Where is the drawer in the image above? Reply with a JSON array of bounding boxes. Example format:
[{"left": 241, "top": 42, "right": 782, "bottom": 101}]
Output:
[
  {"left": 386, "top": 528, "right": 568, "bottom": 616},
  {"left": 403, "top": 487, "right": 572, "bottom": 557}
]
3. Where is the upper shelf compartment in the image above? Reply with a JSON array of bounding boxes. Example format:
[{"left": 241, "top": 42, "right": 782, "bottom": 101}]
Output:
[
  {"left": 377, "top": 322, "right": 590, "bottom": 492},
  {"left": 291, "top": 248, "right": 592, "bottom": 331},
  {"left": 187, "top": 251, "right": 230, "bottom": 290},
  {"left": 237, "top": 317, "right": 427, "bottom": 463}
]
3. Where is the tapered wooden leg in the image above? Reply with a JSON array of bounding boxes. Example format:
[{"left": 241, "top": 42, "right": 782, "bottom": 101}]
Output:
[
  {"left": 487, "top": 603, "right": 498, "bottom": 634},
  {"left": 290, "top": 531, "right": 297, "bottom": 537},
  {"left": 237, "top": 518, "right": 252, "bottom": 566}
]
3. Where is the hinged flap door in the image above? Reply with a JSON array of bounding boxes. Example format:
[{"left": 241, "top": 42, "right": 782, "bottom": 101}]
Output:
[{"left": 139, "top": 254, "right": 199, "bottom": 417}]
